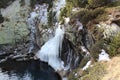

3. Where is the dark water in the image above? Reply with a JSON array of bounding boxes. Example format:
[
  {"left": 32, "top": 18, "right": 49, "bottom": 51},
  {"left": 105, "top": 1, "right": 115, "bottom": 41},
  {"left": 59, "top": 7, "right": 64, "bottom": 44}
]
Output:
[{"left": 0, "top": 59, "right": 61, "bottom": 80}]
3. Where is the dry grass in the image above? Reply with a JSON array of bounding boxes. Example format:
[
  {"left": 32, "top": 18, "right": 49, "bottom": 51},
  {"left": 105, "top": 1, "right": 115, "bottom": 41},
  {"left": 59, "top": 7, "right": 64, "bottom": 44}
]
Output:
[{"left": 102, "top": 57, "right": 120, "bottom": 80}]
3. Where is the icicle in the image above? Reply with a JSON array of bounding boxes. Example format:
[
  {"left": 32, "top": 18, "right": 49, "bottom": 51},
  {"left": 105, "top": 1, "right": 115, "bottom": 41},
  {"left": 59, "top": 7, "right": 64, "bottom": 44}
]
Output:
[{"left": 37, "top": 24, "right": 65, "bottom": 71}]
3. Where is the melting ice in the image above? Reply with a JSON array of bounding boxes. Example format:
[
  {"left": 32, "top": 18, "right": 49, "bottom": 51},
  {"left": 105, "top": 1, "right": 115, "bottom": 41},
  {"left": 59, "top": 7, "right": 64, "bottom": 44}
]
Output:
[{"left": 37, "top": 24, "right": 65, "bottom": 71}]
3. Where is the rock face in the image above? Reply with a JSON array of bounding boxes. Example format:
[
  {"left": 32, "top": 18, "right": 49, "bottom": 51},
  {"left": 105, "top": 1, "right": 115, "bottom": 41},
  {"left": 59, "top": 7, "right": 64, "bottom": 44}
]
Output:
[
  {"left": 0, "top": 0, "right": 34, "bottom": 62},
  {"left": 61, "top": 38, "right": 83, "bottom": 70},
  {"left": 97, "top": 23, "right": 120, "bottom": 38},
  {"left": 0, "top": 0, "right": 30, "bottom": 44}
]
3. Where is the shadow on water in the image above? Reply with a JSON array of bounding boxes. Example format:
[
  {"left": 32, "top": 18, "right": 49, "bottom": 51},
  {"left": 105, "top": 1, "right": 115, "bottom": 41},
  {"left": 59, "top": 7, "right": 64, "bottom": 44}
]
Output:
[{"left": 0, "top": 59, "right": 61, "bottom": 80}]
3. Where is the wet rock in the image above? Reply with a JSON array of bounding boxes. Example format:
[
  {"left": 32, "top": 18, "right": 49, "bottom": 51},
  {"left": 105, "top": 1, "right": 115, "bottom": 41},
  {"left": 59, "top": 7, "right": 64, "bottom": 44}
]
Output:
[
  {"left": 0, "top": 57, "right": 8, "bottom": 63},
  {"left": 61, "top": 38, "right": 83, "bottom": 70},
  {"left": 0, "top": 13, "right": 4, "bottom": 23}
]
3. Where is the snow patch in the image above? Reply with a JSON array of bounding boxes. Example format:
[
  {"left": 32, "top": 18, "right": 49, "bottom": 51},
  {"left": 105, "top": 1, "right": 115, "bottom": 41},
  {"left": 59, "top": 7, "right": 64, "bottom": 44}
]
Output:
[
  {"left": 30, "top": 12, "right": 38, "bottom": 19},
  {"left": 98, "top": 49, "right": 110, "bottom": 61},
  {"left": 82, "top": 61, "right": 92, "bottom": 70},
  {"left": 76, "top": 20, "right": 83, "bottom": 30},
  {"left": 81, "top": 46, "right": 90, "bottom": 56},
  {"left": 64, "top": 17, "right": 70, "bottom": 24}
]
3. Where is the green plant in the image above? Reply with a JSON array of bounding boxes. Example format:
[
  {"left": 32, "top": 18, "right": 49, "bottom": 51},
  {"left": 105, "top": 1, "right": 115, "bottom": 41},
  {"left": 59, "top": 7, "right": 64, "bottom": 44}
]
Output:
[
  {"left": 59, "top": 2, "right": 72, "bottom": 22},
  {"left": 66, "top": 0, "right": 87, "bottom": 7},
  {"left": 107, "top": 0, "right": 120, "bottom": 7},
  {"left": 90, "top": 39, "right": 105, "bottom": 59},
  {"left": 48, "top": 9, "right": 55, "bottom": 26},
  {"left": 71, "top": 7, "right": 104, "bottom": 25},
  {"left": 81, "top": 62, "right": 106, "bottom": 80},
  {"left": 108, "top": 33, "right": 120, "bottom": 57},
  {"left": 87, "top": 0, "right": 110, "bottom": 9}
]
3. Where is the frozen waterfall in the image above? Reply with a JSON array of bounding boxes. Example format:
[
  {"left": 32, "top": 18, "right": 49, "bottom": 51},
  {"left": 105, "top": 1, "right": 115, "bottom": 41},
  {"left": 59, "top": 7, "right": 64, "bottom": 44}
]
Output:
[{"left": 37, "top": 24, "right": 65, "bottom": 71}]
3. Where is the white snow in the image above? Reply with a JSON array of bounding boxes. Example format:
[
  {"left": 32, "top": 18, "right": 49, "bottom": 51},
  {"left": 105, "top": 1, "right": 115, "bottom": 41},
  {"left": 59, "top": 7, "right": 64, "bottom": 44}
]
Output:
[
  {"left": 64, "top": 17, "right": 70, "bottom": 24},
  {"left": 37, "top": 24, "right": 65, "bottom": 71},
  {"left": 76, "top": 20, "right": 83, "bottom": 30},
  {"left": 62, "top": 77, "right": 68, "bottom": 80},
  {"left": 82, "top": 61, "right": 92, "bottom": 70},
  {"left": 98, "top": 49, "right": 110, "bottom": 61},
  {"left": 30, "top": 12, "right": 38, "bottom": 19},
  {"left": 72, "top": 7, "right": 79, "bottom": 12},
  {"left": 30, "top": 3, "right": 48, "bottom": 25},
  {"left": 81, "top": 46, "right": 90, "bottom": 56},
  {"left": 81, "top": 46, "right": 87, "bottom": 52}
]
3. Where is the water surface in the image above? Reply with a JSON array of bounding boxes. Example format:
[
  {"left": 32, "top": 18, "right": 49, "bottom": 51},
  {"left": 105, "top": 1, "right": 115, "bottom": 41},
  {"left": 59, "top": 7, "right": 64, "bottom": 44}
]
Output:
[{"left": 0, "top": 59, "right": 61, "bottom": 80}]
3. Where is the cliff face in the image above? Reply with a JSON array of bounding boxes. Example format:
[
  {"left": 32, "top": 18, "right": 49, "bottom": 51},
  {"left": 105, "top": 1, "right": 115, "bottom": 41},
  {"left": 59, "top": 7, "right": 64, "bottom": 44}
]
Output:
[
  {"left": 0, "top": 0, "right": 120, "bottom": 79},
  {"left": 0, "top": 0, "right": 30, "bottom": 44}
]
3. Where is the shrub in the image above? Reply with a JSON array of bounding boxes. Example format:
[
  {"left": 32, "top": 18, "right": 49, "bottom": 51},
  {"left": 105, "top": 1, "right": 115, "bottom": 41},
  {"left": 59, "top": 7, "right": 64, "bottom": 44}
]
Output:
[
  {"left": 87, "top": 0, "right": 110, "bottom": 9},
  {"left": 66, "top": 0, "right": 87, "bottom": 7},
  {"left": 90, "top": 39, "right": 105, "bottom": 59},
  {"left": 59, "top": 2, "right": 72, "bottom": 22},
  {"left": 68, "top": 62, "right": 106, "bottom": 80},
  {"left": 108, "top": 33, "right": 120, "bottom": 57},
  {"left": 95, "top": 12, "right": 108, "bottom": 22},
  {"left": 81, "top": 62, "right": 106, "bottom": 80},
  {"left": 107, "top": 0, "right": 120, "bottom": 7},
  {"left": 71, "top": 7, "right": 104, "bottom": 25},
  {"left": 0, "top": 0, "right": 15, "bottom": 8},
  {"left": 48, "top": 9, "right": 55, "bottom": 26}
]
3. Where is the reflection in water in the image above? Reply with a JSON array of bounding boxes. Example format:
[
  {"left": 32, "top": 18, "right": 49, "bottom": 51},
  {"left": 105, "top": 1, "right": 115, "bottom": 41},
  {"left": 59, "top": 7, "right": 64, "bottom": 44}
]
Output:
[{"left": 0, "top": 59, "right": 61, "bottom": 80}]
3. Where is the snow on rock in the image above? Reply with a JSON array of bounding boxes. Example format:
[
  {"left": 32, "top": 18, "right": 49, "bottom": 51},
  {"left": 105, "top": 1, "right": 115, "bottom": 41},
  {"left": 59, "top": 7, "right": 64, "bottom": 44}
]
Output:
[
  {"left": 97, "top": 23, "right": 120, "bottom": 38},
  {"left": 98, "top": 49, "right": 110, "bottom": 61},
  {"left": 81, "top": 46, "right": 88, "bottom": 52},
  {"left": 72, "top": 7, "right": 79, "bottom": 12},
  {"left": 1, "top": 0, "right": 21, "bottom": 18},
  {"left": 31, "top": 3, "right": 48, "bottom": 25},
  {"left": 76, "top": 20, "right": 83, "bottom": 30},
  {"left": 64, "top": 17, "right": 70, "bottom": 24},
  {"left": 81, "top": 46, "right": 90, "bottom": 56},
  {"left": 82, "top": 60, "right": 92, "bottom": 70},
  {"left": 62, "top": 77, "right": 68, "bottom": 80},
  {"left": 53, "top": 0, "right": 66, "bottom": 20},
  {"left": 30, "top": 12, "right": 38, "bottom": 19}
]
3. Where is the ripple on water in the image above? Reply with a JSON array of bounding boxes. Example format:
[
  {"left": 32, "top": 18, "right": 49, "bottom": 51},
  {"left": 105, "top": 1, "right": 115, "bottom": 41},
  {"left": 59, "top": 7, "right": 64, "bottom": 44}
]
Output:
[{"left": 0, "top": 59, "right": 61, "bottom": 80}]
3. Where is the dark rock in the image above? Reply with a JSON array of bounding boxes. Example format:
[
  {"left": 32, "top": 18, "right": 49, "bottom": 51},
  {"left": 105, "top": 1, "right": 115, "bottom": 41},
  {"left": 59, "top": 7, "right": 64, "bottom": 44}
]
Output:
[
  {"left": 61, "top": 38, "right": 83, "bottom": 70},
  {"left": 0, "top": 13, "right": 4, "bottom": 23}
]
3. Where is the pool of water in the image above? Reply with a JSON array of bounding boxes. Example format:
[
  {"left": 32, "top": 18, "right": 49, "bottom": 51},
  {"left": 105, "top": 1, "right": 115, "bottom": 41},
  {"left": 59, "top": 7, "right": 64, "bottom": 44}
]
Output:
[{"left": 0, "top": 59, "right": 61, "bottom": 80}]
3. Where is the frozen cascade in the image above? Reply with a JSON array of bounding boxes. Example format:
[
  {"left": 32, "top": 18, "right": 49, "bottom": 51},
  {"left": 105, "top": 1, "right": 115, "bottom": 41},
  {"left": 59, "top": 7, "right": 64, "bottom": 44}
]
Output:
[
  {"left": 27, "top": 12, "right": 38, "bottom": 53},
  {"left": 37, "top": 24, "right": 65, "bottom": 71}
]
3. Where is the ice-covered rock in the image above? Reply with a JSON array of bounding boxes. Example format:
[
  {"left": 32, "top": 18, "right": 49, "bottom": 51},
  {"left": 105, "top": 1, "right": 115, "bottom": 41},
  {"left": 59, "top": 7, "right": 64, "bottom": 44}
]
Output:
[
  {"left": 82, "top": 60, "right": 92, "bottom": 70},
  {"left": 30, "top": 12, "right": 38, "bottom": 19},
  {"left": 37, "top": 24, "right": 65, "bottom": 71},
  {"left": 98, "top": 49, "right": 110, "bottom": 61},
  {"left": 64, "top": 17, "right": 70, "bottom": 24},
  {"left": 76, "top": 20, "right": 83, "bottom": 30},
  {"left": 53, "top": 0, "right": 66, "bottom": 20},
  {"left": 97, "top": 23, "right": 120, "bottom": 38}
]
